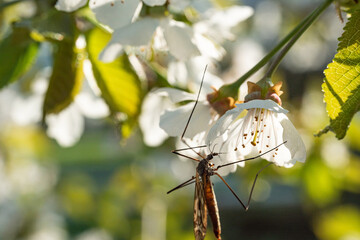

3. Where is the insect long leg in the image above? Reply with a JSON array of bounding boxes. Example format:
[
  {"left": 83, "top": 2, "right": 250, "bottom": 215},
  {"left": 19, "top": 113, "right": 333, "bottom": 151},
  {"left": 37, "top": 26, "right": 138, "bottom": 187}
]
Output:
[
  {"left": 215, "top": 141, "right": 287, "bottom": 170},
  {"left": 245, "top": 162, "right": 273, "bottom": 210},
  {"left": 179, "top": 66, "right": 208, "bottom": 159},
  {"left": 167, "top": 176, "right": 196, "bottom": 194},
  {"left": 173, "top": 145, "right": 207, "bottom": 152},
  {"left": 215, "top": 173, "right": 247, "bottom": 210},
  {"left": 171, "top": 145, "right": 208, "bottom": 162},
  {"left": 172, "top": 151, "right": 201, "bottom": 162},
  {"left": 215, "top": 162, "right": 273, "bottom": 211}
]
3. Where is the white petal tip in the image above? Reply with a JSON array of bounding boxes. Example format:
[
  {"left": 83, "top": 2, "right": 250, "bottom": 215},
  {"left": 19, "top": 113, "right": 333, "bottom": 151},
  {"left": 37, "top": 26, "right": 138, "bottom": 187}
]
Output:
[{"left": 55, "top": 0, "right": 87, "bottom": 12}]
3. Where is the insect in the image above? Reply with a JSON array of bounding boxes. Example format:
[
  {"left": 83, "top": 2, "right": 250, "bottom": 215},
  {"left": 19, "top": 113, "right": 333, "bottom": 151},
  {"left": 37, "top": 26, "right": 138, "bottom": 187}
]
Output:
[{"left": 167, "top": 67, "right": 286, "bottom": 240}]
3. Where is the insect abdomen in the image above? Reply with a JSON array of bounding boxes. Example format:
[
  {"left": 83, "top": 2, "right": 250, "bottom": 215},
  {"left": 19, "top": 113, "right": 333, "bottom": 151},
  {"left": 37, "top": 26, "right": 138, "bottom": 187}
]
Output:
[{"left": 204, "top": 176, "right": 221, "bottom": 240}]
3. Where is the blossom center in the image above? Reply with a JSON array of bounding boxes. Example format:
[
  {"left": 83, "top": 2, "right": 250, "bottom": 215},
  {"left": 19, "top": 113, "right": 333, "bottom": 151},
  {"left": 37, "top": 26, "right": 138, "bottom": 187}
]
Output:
[{"left": 233, "top": 107, "right": 279, "bottom": 158}]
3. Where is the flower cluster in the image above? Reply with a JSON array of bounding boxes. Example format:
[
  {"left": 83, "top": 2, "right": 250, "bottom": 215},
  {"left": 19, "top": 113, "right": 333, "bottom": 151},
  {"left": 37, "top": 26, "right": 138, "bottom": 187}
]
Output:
[{"left": 55, "top": 0, "right": 253, "bottom": 63}]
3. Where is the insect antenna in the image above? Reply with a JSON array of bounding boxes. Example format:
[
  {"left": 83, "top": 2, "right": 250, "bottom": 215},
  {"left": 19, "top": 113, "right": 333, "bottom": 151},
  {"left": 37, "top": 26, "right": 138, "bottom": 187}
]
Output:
[
  {"left": 210, "top": 143, "right": 218, "bottom": 154},
  {"left": 178, "top": 65, "right": 208, "bottom": 159},
  {"left": 210, "top": 144, "right": 228, "bottom": 156}
]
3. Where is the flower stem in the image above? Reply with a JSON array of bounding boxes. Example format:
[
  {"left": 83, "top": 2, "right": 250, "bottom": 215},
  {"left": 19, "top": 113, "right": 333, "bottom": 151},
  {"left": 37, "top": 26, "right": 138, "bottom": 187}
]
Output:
[
  {"left": 218, "top": 0, "right": 334, "bottom": 99},
  {"left": 264, "top": 0, "right": 334, "bottom": 80}
]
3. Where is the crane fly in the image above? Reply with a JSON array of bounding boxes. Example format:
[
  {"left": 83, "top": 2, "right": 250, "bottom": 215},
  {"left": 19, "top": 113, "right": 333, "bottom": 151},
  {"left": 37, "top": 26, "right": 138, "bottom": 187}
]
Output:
[{"left": 167, "top": 66, "right": 286, "bottom": 240}]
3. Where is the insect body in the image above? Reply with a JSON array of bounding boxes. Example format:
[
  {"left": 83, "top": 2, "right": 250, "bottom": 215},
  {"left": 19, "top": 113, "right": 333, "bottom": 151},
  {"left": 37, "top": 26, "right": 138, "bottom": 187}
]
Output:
[
  {"left": 194, "top": 155, "right": 221, "bottom": 240},
  {"left": 169, "top": 143, "right": 284, "bottom": 240}
]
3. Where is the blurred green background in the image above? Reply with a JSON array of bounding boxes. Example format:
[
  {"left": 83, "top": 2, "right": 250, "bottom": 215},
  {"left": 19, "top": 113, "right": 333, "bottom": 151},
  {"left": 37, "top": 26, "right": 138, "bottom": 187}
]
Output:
[{"left": 0, "top": 0, "right": 360, "bottom": 240}]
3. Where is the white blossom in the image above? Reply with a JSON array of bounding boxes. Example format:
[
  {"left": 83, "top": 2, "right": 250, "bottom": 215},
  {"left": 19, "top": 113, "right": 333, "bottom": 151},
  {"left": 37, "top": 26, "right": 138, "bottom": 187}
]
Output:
[
  {"left": 139, "top": 87, "right": 211, "bottom": 147},
  {"left": 89, "top": 0, "right": 142, "bottom": 30},
  {"left": 140, "top": 59, "right": 223, "bottom": 147},
  {"left": 206, "top": 99, "right": 306, "bottom": 168},
  {"left": 167, "top": 56, "right": 223, "bottom": 89},
  {"left": 99, "top": 17, "right": 201, "bottom": 63},
  {"left": 55, "top": 0, "right": 253, "bottom": 64},
  {"left": 140, "top": 78, "right": 222, "bottom": 147},
  {"left": 55, "top": 0, "right": 87, "bottom": 12},
  {"left": 143, "top": 0, "right": 167, "bottom": 7}
]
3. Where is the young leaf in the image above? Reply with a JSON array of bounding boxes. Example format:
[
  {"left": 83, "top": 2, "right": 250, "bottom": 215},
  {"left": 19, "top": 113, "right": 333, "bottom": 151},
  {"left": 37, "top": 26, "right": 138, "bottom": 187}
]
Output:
[
  {"left": 0, "top": 26, "right": 39, "bottom": 88},
  {"left": 86, "top": 28, "right": 142, "bottom": 138},
  {"left": 322, "top": 10, "right": 360, "bottom": 139},
  {"left": 43, "top": 37, "right": 84, "bottom": 118}
]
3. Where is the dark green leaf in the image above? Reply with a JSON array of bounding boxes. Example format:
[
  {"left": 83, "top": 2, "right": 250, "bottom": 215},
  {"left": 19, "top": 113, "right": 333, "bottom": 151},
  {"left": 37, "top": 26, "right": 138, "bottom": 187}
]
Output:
[
  {"left": 42, "top": 37, "right": 84, "bottom": 117},
  {"left": 322, "top": 10, "right": 360, "bottom": 139},
  {"left": 31, "top": 10, "right": 76, "bottom": 42},
  {"left": 0, "top": 26, "right": 39, "bottom": 88},
  {"left": 86, "top": 28, "right": 142, "bottom": 138}
]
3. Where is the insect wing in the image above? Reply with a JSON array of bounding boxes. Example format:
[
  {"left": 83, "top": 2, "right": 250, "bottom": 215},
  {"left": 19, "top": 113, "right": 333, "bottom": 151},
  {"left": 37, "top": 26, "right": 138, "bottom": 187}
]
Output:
[{"left": 194, "top": 172, "right": 207, "bottom": 240}]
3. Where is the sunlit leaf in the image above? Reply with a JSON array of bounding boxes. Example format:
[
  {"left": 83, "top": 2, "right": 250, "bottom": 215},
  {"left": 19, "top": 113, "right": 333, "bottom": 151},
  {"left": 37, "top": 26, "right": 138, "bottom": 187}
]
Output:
[
  {"left": 337, "top": 0, "right": 360, "bottom": 13},
  {"left": 43, "top": 36, "right": 84, "bottom": 117},
  {"left": 314, "top": 205, "right": 360, "bottom": 240},
  {"left": 86, "top": 28, "right": 142, "bottom": 138},
  {"left": 0, "top": 26, "right": 38, "bottom": 88},
  {"left": 322, "top": 10, "right": 360, "bottom": 139}
]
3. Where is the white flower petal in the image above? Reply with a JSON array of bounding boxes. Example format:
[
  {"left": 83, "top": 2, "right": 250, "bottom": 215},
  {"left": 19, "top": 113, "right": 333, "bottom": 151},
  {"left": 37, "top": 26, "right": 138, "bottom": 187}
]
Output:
[
  {"left": 143, "top": 0, "right": 166, "bottom": 7},
  {"left": 160, "top": 101, "right": 211, "bottom": 138},
  {"left": 153, "top": 88, "right": 196, "bottom": 103},
  {"left": 193, "top": 32, "right": 225, "bottom": 60},
  {"left": 278, "top": 114, "right": 306, "bottom": 166},
  {"left": 167, "top": 61, "right": 188, "bottom": 86},
  {"left": 152, "top": 27, "right": 168, "bottom": 51},
  {"left": 204, "top": 6, "right": 253, "bottom": 29},
  {"left": 198, "top": 6, "right": 253, "bottom": 42},
  {"left": 89, "top": 0, "right": 142, "bottom": 29},
  {"left": 255, "top": 111, "right": 287, "bottom": 165},
  {"left": 168, "top": 0, "right": 191, "bottom": 12},
  {"left": 98, "top": 43, "right": 124, "bottom": 63},
  {"left": 162, "top": 19, "right": 200, "bottom": 60},
  {"left": 139, "top": 91, "right": 171, "bottom": 147},
  {"left": 99, "top": 18, "right": 159, "bottom": 62},
  {"left": 206, "top": 107, "right": 243, "bottom": 145},
  {"left": 10, "top": 95, "right": 42, "bottom": 125},
  {"left": 235, "top": 99, "right": 288, "bottom": 114},
  {"left": 46, "top": 104, "right": 84, "bottom": 147},
  {"left": 167, "top": 57, "right": 223, "bottom": 91},
  {"left": 185, "top": 56, "right": 223, "bottom": 90},
  {"left": 55, "top": 0, "right": 87, "bottom": 12},
  {"left": 83, "top": 60, "right": 102, "bottom": 96},
  {"left": 217, "top": 120, "right": 250, "bottom": 166},
  {"left": 75, "top": 93, "right": 110, "bottom": 119}
]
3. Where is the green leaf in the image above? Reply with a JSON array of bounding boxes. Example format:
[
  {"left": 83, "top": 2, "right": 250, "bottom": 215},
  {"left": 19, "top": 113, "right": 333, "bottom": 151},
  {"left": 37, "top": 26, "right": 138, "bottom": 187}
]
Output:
[
  {"left": 0, "top": 26, "right": 39, "bottom": 88},
  {"left": 322, "top": 10, "right": 360, "bottom": 139},
  {"left": 43, "top": 37, "right": 84, "bottom": 117},
  {"left": 31, "top": 10, "right": 77, "bottom": 42},
  {"left": 86, "top": 28, "right": 142, "bottom": 138}
]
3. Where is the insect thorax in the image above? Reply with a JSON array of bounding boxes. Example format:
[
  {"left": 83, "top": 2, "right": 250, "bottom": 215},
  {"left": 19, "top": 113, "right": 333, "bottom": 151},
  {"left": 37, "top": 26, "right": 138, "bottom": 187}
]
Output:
[{"left": 197, "top": 158, "right": 215, "bottom": 176}]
